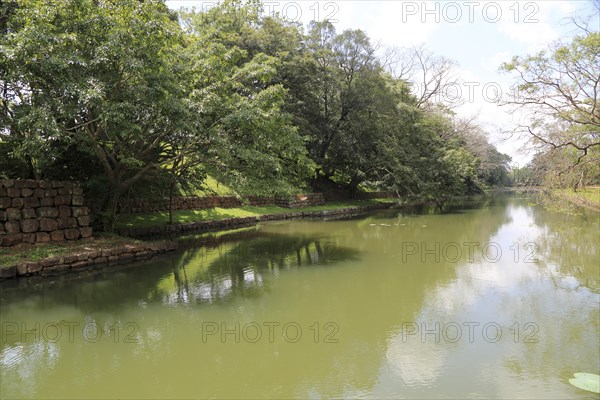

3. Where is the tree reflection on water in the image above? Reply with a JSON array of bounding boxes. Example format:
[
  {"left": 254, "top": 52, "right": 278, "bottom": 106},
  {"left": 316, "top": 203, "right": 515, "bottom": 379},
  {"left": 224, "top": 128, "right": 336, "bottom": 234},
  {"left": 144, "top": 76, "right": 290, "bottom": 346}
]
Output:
[{"left": 159, "top": 231, "right": 361, "bottom": 305}]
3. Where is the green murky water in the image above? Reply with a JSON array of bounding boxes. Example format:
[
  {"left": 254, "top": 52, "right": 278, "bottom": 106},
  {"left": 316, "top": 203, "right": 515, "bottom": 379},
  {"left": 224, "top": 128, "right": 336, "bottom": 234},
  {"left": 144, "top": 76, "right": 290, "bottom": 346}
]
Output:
[{"left": 1, "top": 194, "right": 599, "bottom": 399}]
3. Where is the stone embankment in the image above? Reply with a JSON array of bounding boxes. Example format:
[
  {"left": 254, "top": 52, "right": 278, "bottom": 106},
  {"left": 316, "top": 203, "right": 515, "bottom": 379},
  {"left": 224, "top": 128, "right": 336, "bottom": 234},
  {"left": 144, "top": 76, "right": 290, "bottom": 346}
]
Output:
[
  {"left": 0, "top": 241, "right": 177, "bottom": 280},
  {"left": 0, "top": 179, "right": 92, "bottom": 247}
]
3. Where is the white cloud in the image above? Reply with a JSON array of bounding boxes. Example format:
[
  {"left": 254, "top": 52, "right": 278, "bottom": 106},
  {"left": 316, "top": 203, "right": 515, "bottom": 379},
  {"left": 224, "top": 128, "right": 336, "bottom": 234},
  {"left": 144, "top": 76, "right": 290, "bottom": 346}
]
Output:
[
  {"left": 483, "top": 51, "right": 513, "bottom": 74},
  {"left": 496, "top": 0, "right": 578, "bottom": 51}
]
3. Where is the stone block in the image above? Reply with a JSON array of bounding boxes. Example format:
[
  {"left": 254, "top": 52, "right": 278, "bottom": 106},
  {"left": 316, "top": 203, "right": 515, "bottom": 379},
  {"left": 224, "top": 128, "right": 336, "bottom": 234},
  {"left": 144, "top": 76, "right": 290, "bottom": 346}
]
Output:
[
  {"left": 54, "top": 195, "right": 71, "bottom": 206},
  {"left": 120, "top": 253, "right": 134, "bottom": 262},
  {"left": 20, "top": 188, "right": 34, "bottom": 198},
  {"left": 21, "top": 208, "right": 36, "bottom": 219},
  {"left": 40, "top": 218, "right": 59, "bottom": 232},
  {"left": 52, "top": 181, "right": 65, "bottom": 188},
  {"left": 17, "top": 263, "right": 27, "bottom": 275},
  {"left": 0, "top": 197, "right": 11, "bottom": 209},
  {"left": 37, "top": 207, "right": 59, "bottom": 218},
  {"left": 33, "top": 188, "right": 45, "bottom": 198},
  {"left": 36, "top": 232, "right": 50, "bottom": 243},
  {"left": 50, "top": 230, "right": 65, "bottom": 241},
  {"left": 94, "top": 257, "right": 108, "bottom": 265},
  {"left": 40, "top": 257, "right": 64, "bottom": 268},
  {"left": 77, "top": 215, "right": 90, "bottom": 226},
  {"left": 20, "top": 219, "right": 39, "bottom": 233},
  {"left": 58, "top": 206, "right": 71, "bottom": 218},
  {"left": 22, "top": 233, "right": 36, "bottom": 244},
  {"left": 79, "top": 227, "right": 93, "bottom": 238},
  {"left": 0, "top": 210, "right": 6, "bottom": 222},
  {"left": 72, "top": 195, "right": 84, "bottom": 206},
  {"left": 3, "top": 233, "right": 22, "bottom": 246},
  {"left": 0, "top": 266, "right": 17, "bottom": 279},
  {"left": 26, "top": 262, "right": 42, "bottom": 274},
  {"left": 71, "top": 261, "right": 89, "bottom": 269},
  {"left": 64, "top": 228, "right": 80, "bottom": 240},
  {"left": 11, "top": 198, "right": 24, "bottom": 209},
  {"left": 23, "top": 197, "right": 40, "bottom": 208},
  {"left": 58, "top": 188, "right": 72, "bottom": 195},
  {"left": 63, "top": 255, "right": 79, "bottom": 263},
  {"left": 44, "top": 189, "right": 57, "bottom": 197},
  {"left": 1, "top": 179, "right": 15, "bottom": 188},
  {"left": 39, "top": 181, "right": 52, "bottom": 189},
  {"left": 72, "top": 207, "right": 90, "bottom": 217},
  {"left": 73, "top": 188, "right": 83, "bottom": 196},
  {"left": 40, "top": 197, "right": 54, "bottom": 207},
  {"left": 14, "top": 179, "right": 37, "bottom": 189},
  {"left": 6, "top": 208, "right": 21, "bottom": 220},
  {"left": 58, "top": 217, "right": 78, "bottom": 229},
  {"left": 7, "top": 188, "right": 19, "bottom": 197}
]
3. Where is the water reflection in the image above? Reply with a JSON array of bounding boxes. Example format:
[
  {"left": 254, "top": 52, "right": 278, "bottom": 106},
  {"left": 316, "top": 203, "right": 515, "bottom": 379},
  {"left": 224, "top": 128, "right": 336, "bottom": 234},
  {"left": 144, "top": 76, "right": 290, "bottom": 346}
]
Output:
[
  {"left": 155, "top": 232, "right": 361, "bottom": 305},
  {"left": 375, "top": 198, "right": 599, "bottom": 399},
  {"left": 1, "top": 195, "right": 598, "bottom": 399}
]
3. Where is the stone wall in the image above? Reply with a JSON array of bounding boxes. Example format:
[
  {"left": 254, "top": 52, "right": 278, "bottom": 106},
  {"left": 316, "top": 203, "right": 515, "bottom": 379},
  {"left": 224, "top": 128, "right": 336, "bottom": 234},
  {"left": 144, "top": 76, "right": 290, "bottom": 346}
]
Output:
[
  {"left": 117, "top": 193, "right": 326, "bottom": 214},
  {"left": 0, "top": 179, "right": 92, "bottom": 247},
  {"left": 117, "top": 196, "right": 244, "bottom": 214},
  {"left": 0, "top": 241, "right": 177, "bottom": 280},
  {"left": 274, "top": 193, "right": 325, "bottom": 208},
  {"left": 248, "top": 194, "right": 326, "bottom": 208}
]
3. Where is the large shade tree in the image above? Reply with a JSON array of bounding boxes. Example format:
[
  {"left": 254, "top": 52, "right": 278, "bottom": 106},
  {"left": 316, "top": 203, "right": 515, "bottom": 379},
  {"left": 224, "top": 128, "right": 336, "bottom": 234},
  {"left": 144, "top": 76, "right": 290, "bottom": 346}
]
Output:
[{"left": 501, "top": 21, "right": 600, "bottom": 188}]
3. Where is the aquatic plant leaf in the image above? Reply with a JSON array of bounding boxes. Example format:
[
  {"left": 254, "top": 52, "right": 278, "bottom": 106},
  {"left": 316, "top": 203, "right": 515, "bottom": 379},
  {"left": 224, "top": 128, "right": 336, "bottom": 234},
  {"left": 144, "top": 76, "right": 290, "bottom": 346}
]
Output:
[{"left": 569, "top": 373, "right": 600, "bottom": 394}]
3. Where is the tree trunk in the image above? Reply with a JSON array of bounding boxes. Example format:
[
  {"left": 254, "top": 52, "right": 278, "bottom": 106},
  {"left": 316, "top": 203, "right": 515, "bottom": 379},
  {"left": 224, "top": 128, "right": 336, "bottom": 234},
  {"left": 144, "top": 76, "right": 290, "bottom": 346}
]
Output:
[
  {"left": 104, "top": 183, "right": 123, "bottom": 233},
  {"left": 435, "top": 197, "right": 446, "bottom": 213},
  {"left": 169, "top": 180, "right": 175, "bottom": 226},
  {"left": 347, "top": 175, "right": 362, "bottom": 197}
]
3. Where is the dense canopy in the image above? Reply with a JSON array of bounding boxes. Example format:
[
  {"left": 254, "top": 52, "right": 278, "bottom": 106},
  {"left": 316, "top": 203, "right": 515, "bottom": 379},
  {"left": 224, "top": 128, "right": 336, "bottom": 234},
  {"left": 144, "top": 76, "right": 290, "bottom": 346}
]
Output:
[{"left": 1, "top": 0, "right": 517, "bottom": 228}]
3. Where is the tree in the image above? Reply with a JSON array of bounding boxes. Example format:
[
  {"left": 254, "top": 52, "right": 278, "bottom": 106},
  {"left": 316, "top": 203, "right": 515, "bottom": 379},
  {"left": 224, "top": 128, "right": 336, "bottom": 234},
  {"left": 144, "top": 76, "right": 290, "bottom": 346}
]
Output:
[
  {"left": 1, "top": 0, "right": 313, "bottom": 230},
  {"left": 381, "top": 44, "right": 459, "bottom": 110},
  {"left": 1, "top": 0, "right": 195, "bottom": 229},
  {"left": 500, "top": 24, "right": 600, "bottom": 178},
  {"left": 179, "top": 1, "right": 313, "bottom": 195}
]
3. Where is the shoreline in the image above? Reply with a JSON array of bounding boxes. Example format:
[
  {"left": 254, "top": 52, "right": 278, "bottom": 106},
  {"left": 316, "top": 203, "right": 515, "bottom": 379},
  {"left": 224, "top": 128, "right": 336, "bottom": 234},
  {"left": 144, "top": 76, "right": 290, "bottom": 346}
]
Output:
[
  {"left": 549, "top": 190, "right": 600, "bottom": 212},
  {"left": 0, "top": 202, "right": 393, "bottom": 281}
]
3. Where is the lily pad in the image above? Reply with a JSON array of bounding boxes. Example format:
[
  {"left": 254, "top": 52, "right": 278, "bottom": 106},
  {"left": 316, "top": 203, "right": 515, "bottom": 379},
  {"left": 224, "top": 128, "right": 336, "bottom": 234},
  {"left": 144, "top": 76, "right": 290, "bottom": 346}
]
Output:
[{"left": 569, "top": 372, "right": 600, "bottom": 394}]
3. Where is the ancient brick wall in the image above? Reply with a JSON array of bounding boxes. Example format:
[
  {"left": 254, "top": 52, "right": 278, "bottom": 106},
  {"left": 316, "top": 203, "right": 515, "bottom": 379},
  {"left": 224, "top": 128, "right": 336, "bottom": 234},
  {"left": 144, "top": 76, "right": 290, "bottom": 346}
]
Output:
[
  {"left": 117, "top": 196, "right": 244, "bottom": 214},
  {"left": 117, "top": 193, "right": 327, "bottom": 214},
  {"left": 223, "top": 193, "right": 325, "bottom": 208},
  {"left": 274, "top": 193, "right": 325, "bottom": 208},
  {"left": 0, "top": 179, "right": 92, "bottom": 247}
]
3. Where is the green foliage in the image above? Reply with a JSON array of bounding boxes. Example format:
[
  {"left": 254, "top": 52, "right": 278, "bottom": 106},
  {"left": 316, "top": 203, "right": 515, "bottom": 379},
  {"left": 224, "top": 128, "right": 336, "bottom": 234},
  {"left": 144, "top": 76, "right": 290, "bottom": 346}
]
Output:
[
  {"left": 1, "top": 0, "right": 512, "bottom": 227},
  {"left": 500, "top": 24, "right": 600, "bottom": 188}
]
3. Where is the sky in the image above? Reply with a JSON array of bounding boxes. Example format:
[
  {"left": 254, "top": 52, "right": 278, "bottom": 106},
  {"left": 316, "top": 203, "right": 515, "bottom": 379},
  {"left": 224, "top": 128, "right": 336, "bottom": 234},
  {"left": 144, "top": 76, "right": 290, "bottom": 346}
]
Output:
[{"left": 165, "top": 0, "right": 599, "bottom": 166}]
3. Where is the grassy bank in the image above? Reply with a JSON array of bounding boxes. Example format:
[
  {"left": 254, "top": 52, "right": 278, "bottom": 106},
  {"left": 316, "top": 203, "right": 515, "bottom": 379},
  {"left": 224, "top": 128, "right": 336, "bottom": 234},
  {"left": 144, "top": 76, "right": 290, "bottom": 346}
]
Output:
[
  {"left": 1, "top": 198, "right": 396, "bottom": 271},
  {"left": 552, "top": 187, "right": 600, "bottom": 211},
  {"left": 114, "top": 199, "right": 396, "bottom": 229},
  {"left": 0, "top": 235, "right": 144, "bottom": 268}
]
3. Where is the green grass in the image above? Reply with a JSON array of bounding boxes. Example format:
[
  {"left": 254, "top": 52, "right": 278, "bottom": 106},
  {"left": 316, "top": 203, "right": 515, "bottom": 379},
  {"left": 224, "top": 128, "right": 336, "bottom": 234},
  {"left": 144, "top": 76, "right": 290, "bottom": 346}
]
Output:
[
  {"left": 0, "top": 234, "right": 143, "bottom": 268},
  {"left": 115, "top": 199, "right": 396, "bottom": 229},
  {"left": 191, "top": 174, "right": 237, "bottom": 196},
  {"left": 555, "top": 187, "right": 600, "bottom": 205}
]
